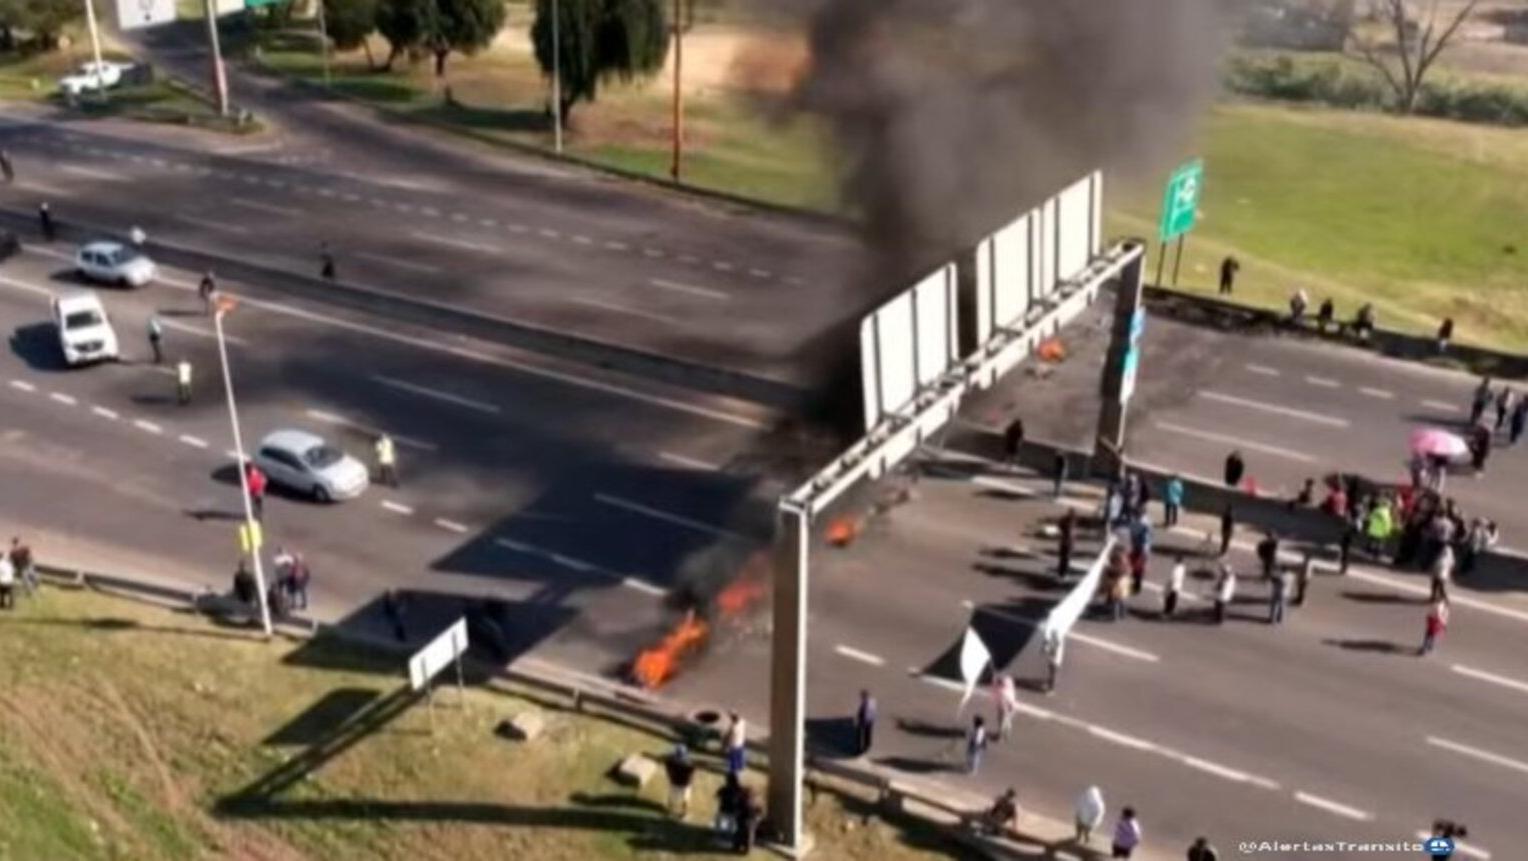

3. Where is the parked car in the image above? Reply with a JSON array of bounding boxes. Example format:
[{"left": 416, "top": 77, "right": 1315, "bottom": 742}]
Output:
[
  {"left": 75, "top": 240, "right": 156, "bottom": 287},
  {"left": 58, "top": 61, "right": 132, "bottom": 96},
  {"left": 52, "top": 291, "right": 119, "bottom": 367},
  {"left": 252, "top": 429, "right": 370, "bottom": 502}
]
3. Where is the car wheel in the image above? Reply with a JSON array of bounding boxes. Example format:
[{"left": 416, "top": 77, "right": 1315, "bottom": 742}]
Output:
[{"left": 313, "top": 484, "right": 331, "bottom": 503}]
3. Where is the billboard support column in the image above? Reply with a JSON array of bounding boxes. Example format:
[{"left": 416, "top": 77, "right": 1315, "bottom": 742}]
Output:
[
  {"left": 767, "top": 501, "right": 809, "bottom": 857},
  {"left": 1093, "top": 242, "right": 1145, "bottom": 479},
  {"left": 201, "top": 0, "right": 229, "bottom": 117}
]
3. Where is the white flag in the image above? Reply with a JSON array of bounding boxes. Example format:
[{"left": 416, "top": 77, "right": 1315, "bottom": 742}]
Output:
[{"left": 957, "top": 626, "right": 993, "bottom": 711}]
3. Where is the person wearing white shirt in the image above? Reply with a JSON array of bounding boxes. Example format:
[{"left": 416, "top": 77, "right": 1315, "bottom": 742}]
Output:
[
  {"left": 1215, "top": 563, "right": 1237, "bottom": 625},
  {"left": 0, "top": 552, "right": 14, "bottom": 610},
  {"left": 723, "top": 712, "right": 747, "bottom": 775},
  {"left": 1165, "top": 556, "right": 1186, "bottom": 618}
]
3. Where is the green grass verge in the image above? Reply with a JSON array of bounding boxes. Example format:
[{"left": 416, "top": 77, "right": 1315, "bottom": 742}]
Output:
[{"left": 0, "top": 586, "right": 964, "bottom": 860}]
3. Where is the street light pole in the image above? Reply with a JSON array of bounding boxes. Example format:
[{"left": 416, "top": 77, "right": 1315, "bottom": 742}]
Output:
[
  {"left": 81, "top": 0, "right": 107, "bottom": 99},
  {"left": 316, "top": 0, "right": 332, "bottom": 88},
  {"left": 213, "top": 301, "right": 272, "bottom": 638},
  {"left": 668, "top": 0, "right": 683, "bottom": 181},
  {"left": 550, "top": 0, "right": 563, "bottom": 154},
  {"left": 201, "top": 0, "right": 230, "bottom": 117}
]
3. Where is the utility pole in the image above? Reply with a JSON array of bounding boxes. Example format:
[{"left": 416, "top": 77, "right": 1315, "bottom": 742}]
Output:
[
  {"left": 202, "top": 0, "right": 230, "bottom": 117},
  {"left": 213, "top": 299, "right": 273, "bottom": 638},
  {"left": 550, "top": 0, "right": 563, "bottom": 154},
  {"left": 316, "top": 0, "right": 332, "bottom": 88},
  {"left": 668, "top": 0, "right": 683, "bottom": 181},
  {"left": 81, "top": 0, "right": 107, "bottom": 99}
]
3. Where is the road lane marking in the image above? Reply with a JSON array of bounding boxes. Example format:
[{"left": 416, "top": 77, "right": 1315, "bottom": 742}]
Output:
[
  {"left": 133, "top": 419, "right": 162, "bottom": 435},
  {"left": 1414, "top": 831, "right": 1491, "bottom": 860},
  {"left": 1422, "top": 398, "right": 1457, "bottom": 412},
  {"left": 1358, "top": 386, "right": 1394, "bottom": 399},
  {"left": 1153, "top": 421, "right": 1315, "bottom": 463},
  {"left": 962, "top": 600, "right": 1160, "bottom": 662},
  {"left": 1178, "top": 756, "right": 1251, "bottom": 784},
  {"left": 1293, "top": 791, "right": 1372, "bottom": 821},
  {"left": 642, "top": 247, "right": 665, "bottom": 258},
  {"left": 372, "top": 374, "right": 501, "bottom": 414},
  {"left": 1244, "top": 363, "right": 1280, "bottom": 376},
  {"left": 49, "top": 392, "right": 76, "bottom": 406},
  {"left": 603, "top": 240, "right": 628, "bottom": 251},
  {"left": 420, "top": 206, "right": 440, "bottom": 217},
  {"left": 18, "top": 180, "right": 68, "bottom": 197},
  {"left": 0, "top": 275, "right": 54, "bottom": 296},
  {"left": 1086, "top": 726, "right": 1157, "bottom": 752},
  {"left": 749, "top": 268, "right": 771, "bottom": 279},
  {"left": 9, "top": 380, "right": 35, "bottom": 392},
  {"left": 160, "top": 318, "right": 248, "bottom": 345},
  {"left": 658, "top": 451, "right": 720, "bottom": 471},
  {"left": 712, "top": 261, "right": 734, "bottom": 272},
  {"left": 410, "top": 231, "right": 498, "bottom": 254},
  {"left": 571, "top": 234, "right": 593, "bottom": 245},
  {"left": 303, "top": 409, "right": 438, "bottom": 451},
  {"left": 1345, "top": 569, "right": 1528, "bottom": 624},
  {"left": 1451, "top": 664, "right": 1528, "bottom": 695},
  {"left": 1199, "top": 391, "right": 1349, "bottom": 428},
  {"left": 178, "top": 434, "right": 208, "bottom": 449},
  {"left": 433, "top": 518, "right": 469, "bottom": 534},
  {"left": 648, "top": 278, "right": 730, "bottom": 301},
  {"left": 381, "top": 500, "right": 414, "bottom": 515},
  {"left": 479, "top": 218, "right": 498, "bottom": 228},
  {"left": 1304, "top": 375, "right": 1340, "bottom": 388},
  {"left": 833, "top": 644, "right": 885, "bottom": 667},
  {"left": 569, "top": 296, "right": 679, "bottom": 325},
  {"left": 622, "top": 577, "right": 667, "bottom": 597},
  {"left": 505, "top": 223, "right": 528, "bottom": 234},
  {"left": 450, "top": 213, "right": 469, "bottom": 222},
  {"left": 1427, "top": 736, "right": 1528, "bottom": 776},
  {"left": 678, "top": 254, "right": 700, "bottom": 264},
  {"left": 489, "top": 536, "right": 652, "bottom": 586},
  {"left": 355, "top": 252, "right": 442, "bottom": 275},
  {"left": 174, "top": 213, "right": 250, "bottom": 235},
  {"left": 90, "top": 406, "right": 118, "bottom": 419},
  {"left": 59, "top": 163, "right": 120, "bottom": 182},
  {"left": 230, "top": 197, "right": 298, "bottom": 217},
  {"left": 548, "top": 553, "right": 596, "bottom": 573},
  {"left": 594, "top": 493, "right": 747, "bottom": 541},
  {"left": 340, "top": 193, "right": 360, "bottom": 203},
  {"left": 538, "top": 228, "right": 562, "bottom": 239}
]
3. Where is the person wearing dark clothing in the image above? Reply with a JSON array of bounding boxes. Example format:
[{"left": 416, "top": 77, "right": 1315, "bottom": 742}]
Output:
[
  {"left": 1353, "top": 303, "right": 1375, "bottom": 341},
  {"left": 733, "top": 786, "right": 762, "bottom": 854},
  {"left": 1187, "top": 837, "right": 1220, "bottom": 861},
  {"left": 1052, "top": 451, "right": 1069, "bottom": 498},
  {"left": 1224, "top": 450, "right": 1245, "bottom": 488},
  {"left": 1340, "top": 518, "right": 1356, "bottom": 574},
  {"left": 267, "top": 581, "right": 288, "bottom": 619},
  {"left": 715, "top": 773, "right": 744, "bottom": 842},
  {"left": 664, "top": 745, "right": 696, "bottom": 819},
  {"left": 288, "top": 555, "right": 311, "bottom": 610},
  {"left": 320, "top": 244, "right": 336, "bottom": 280},
  {"left": 383, "top": 589, "right": 408, "bottom": 642},
  {"left": 1470, "top": 378, "right": 1492, "bottom": 426},
  {"left": 854, "top": 690, "right": 876, "bottom": 756},
  {"left": 1496, "top": 388, "right": 1512, "bottom": 431},
  {"left": 1512, "top": 399, "right": 1528, "bottom": 445},
  {"left": 199, "top": 271, "right": 219, "bottom": 314},
  {"left": 0, "top": 149, "right": 13, "bottom": 183},
  {"left": 38, "top": 202, "right": 54, "bottom": 242},
  {"left": 1470, "top": 423, "right": 1492, "bottom": 472},
  {"left": 1218, "top": 256, "right": 1239, "bottom": 295},
  {"left": 1436, "top": 317, "right": 1454, "bottom": 354},
  {"left": 1316, "top": 298, "right": 1334, "bottom": 333},
  {"left": 1003, "top": 418, "right": 1025, "bottom": 468},
  {"left": 233, "top": 561, "right": 257, "bottom": 608},
  {"left": 1257, "top": 533, "right": 1279, "bottom": 580},
  {"left": 1219, "top": 504, "right": 1235, "bottom": 557},
  {"left": 1057, "top": 508, "right": 1076, "bottom": 580}
]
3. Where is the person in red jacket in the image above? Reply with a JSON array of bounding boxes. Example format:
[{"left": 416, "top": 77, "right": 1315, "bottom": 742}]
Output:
[
  {"left": 245, "top": 462, "right": 268, "bottom": 521},
  {"left": 1420, "top": 598, "right": 1450, "bottom": 656}
]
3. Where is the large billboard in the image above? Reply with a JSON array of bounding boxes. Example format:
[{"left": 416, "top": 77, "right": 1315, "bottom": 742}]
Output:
[
  {"left": 859, "top": 263, "right": 959, "bottom": 432},
  {"left": 114, "top": 0, "right": 176, "bottom": 30}
]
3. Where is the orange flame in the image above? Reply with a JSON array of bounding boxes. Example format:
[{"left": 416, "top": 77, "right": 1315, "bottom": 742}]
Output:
[
  {"left": 1038, "top": 338, "right": 1066, "bottom": 362},
  {"left": 716, "top": 576, "right": 767, "bottom": 618},
  {"left": 632, "top": 610, "right": 708, "bottom": 689},
  {"left": 826, "top": 518, "right": 859, "bottom": 546}
]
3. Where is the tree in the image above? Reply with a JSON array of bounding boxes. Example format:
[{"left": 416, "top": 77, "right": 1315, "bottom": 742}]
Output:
[
  {"left": 1349, "top": 0, "right": 1481, "bottom": 113},
  {"left": 531, "top": 0, "right": 668, "bottom": 120},
  {"left": 0, "top": 0, "right": 82, "bottom": 52},
  {"left": 425, "top": 0, "right": 506, "bottom": 81},
  {"left": 323, "top": 0, "right": 380, "bottom": 69},
  {"left": 375, "top": 0, "right": 431, "bottom": 70}
]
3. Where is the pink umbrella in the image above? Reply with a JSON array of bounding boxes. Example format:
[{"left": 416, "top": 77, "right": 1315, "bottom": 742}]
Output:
[{"left": 1410, "top": 428, "right": 1469, "bottom": 461}]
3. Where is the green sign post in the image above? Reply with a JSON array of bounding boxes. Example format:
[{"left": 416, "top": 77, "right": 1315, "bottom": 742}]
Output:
[{"left": 1156, "top": 158, "right": 1204, "bottom": 287}]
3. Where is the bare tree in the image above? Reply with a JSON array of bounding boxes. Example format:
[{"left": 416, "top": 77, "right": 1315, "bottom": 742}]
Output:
[{"left": 1349, "top": 0, "right": 1480, "bottom": 113}]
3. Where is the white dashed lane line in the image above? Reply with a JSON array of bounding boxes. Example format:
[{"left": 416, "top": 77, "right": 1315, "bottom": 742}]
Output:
[
  {"left": 1304, "top": 375, "right": 1340, "bottom": 388},
  {"left": 658, "top": 451, "right": 721, "bottom": 471},
  {"left": 1198, "top": 391, "right": 1349, "bottom": 428},
  {"left": 410, "top": 231, "right": 498, "bottom": 254},
  {"left": 647, "top": 278, "right": 730, "bottom": 301},
  {"left": 833, "top": 644, "right": 885, "bottom": 667},
  {"left": 90, "top": 406, "right": 118, "bottom": 420},
  {"left": 380, "top": 500, "right": 415, "bottom": 516},
  {"left": 593, "top": 493, "right": 748, "bottom": 541},
  {"left": 712, "top": 261, "right": 735, "bottom": 272},
  {"left": 303, "top": 409, "right": 438, "bottom": 451},
  {"left": 491, "top": 536, "right": 668, "bottom": 595},
  {"left": 603, "top": 240, "right": 628, "bottom": 251},
  {"left": 1358, "top": 386, "right": 1394, "bottom": 399},
  {"left": 1153, "top": 421, "right": 1315, "bottom": 463},
  {"left": 230, "top": 197, "right": 299, "bottom": 217},
  {"left": 48, "top": 392, "right": 76, "bottom": 406},
  {"left": 1293, "top": 791, "right": 1372, "bottom": 822},
  {"left": 133, "top": 419, "right": 162, "bottom": 435},
  {"left": 1451, "top": 664, "right": 1528, "bottom": 695},
  {"left": 568, "top": 297, "right": 679, "bottom": 326},
  {"left": 354, "top": 252, "right": 442, "bottom": 275},
  {"left": 538, "top": 228, "right": 562, "bottom": 239},
  {"left": 59, "top": 164, "right": 120, "bottom": 182},
  {"left": 372, "top": 374, "right": 501, "bottom": 415},
  {"left": 571, "top": 234, "right": 593, "bottom": 245},
  {"left": 621, "top": 577, "right": 668, "bottom": 597},
  {"left": 1245, "top": 364, "right": 1280, "bottom": 377},
  {"left": 178, "top": 434, "right": 208, "bottom": 449},
  {"left": 961, "top": 600, "right": 1160, "bottom": 662},
  {"left": 1422, "top": 398, "right": 1457, "bottom": 412},
  {"left": 9, "top": 379, "right": 34, "bottom": 392},
  {"left": 1426, "top": 736, "right": 1528, "bottom": 776},
  {"left": 433, "top": 518, "right": 469, "bottom": 534}
]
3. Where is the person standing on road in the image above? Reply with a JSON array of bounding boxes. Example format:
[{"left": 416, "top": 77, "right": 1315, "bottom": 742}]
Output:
[
  {"left": 1470, "top": 378, "right": 1492, "bottom": 426},
  {"left": 198, "top": 271, "right": 218, "bottom": 314},
  {"left": 724, "top": 711, "right": 747, "bottom": 775},
  {"left": 853, "top": 689, "right": 876, "bottom": 756},
  {"left": 320, "top": 243, "right": 337, "bottom": 280},
  {"left": 1256, "top": 532, "right": 1279, "bottom": 580},
  {"left": 1268, "top": 566, "right": 1289, "bottom": 625},
  {"left": 1461, "top": 518, "right": 1497, "bottom": 575},
  {"left": 1164, "top": 554, "right": 1185, "bottom": 618},
  {"left": 1339, "top": 511, "right": 1357, "bottom": 574},
  {"left": 1075, "top": 786, "right": 1106, "bottom": 845},
  {"left": 175, "top": 358, "right": 192, "bottom": 406},
  {"left": 1470, "top": 422, "right": 1493, "bottom": 473},
  {"left": 1430, "top": 542, "right": 1454, "bottom": 602},
  {"left": 0, "top": 149, "right": 14, "bottom": 183},
  {"left": 1003, "top": 417, "right": 1025, "bottom": 470},
  {"left": 1511, "top": 398, "right": 1528, "bottom": 446},
  {"left": 383, "top": 588, "right": 408, "bottom": 642},
  {"left": 245, "top": 461, "right": 268, "bottom": 521},
  {"left": 10, "top": 537, "right": 35, "bottom": 597},
  {"left": 1496, "top": 388, "right": 1514, "bottom": 432},
  {"left": 1109, "top": 569, "right": 1130, "bottom": 622},
  {"left": 1220, "top": 503, "right": 1236, "bottom": 557},
  {"left": 1111, "top": 807, "right": 1143, "bottom": 859},
  {"left": 147, "top": 314, "right": 164, "bottom": 364},
  {"left": 1366, "top": 497, "right": 1394, "bottom": 558},
  {"left": 1052, "top": 450, "right": 1069, "bottom": 499},
  {"left": 233, "top": 559, "right": 257, "bottom": 609},
  {"left": 1224, "top": 450, "right": 1245, "bottom": 489},
  {"left": 664, "top": 744, "right": 696, "bottom": 820},
  {"left": 289, "top": 553, "right": 311, "bottom": 610},
  {"left": 994, "top": 673, "right": 1018, "bottom": 741},
  {"left": 1295, "top": 550, "right": 1315, "bottom": 607},
  {"left": 1163, "top": 474, "right": 1184, "bottom": 527},
  {"left": 964, "top": 714, "right": 988, "bottom": 775},
  {"left": 1436, "top": 317, "right": 1454, "bottom": 354},
  {"left": 1057, "top": 508, "right": 1076, "bottom": 581},
  {"left": 38, "top": 202, "right": 53, "bottom": 242},
  {"left": 1420, "top": 597, "right": 1450, "bottom": 656},
  {"left": 375, "top": 433, "right": 398, "bottom": 488},
  {"left": 1043, "top": 628, "right": 1064, "bottom": 694},
  {"left": 1217, "top": 256, "right": 1239, "bottom": 295},
  {"left": 1187, "top": 836, "right": 1220, "bottom": 861},
  {"left": 0, "top": 551, "right": 14, "bottom": 610},
  {"left": 1214, "top": 563, "right": 1237, "bottom": 624}
]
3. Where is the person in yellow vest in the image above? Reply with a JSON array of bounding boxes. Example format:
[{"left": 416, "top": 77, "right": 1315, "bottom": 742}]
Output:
[{"left": 375, "top": 433, "right": 397, "bottom": 487}]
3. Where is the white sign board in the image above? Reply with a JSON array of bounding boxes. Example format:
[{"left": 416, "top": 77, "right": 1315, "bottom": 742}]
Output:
[
  {"left": 114, "top": 0, "right": 176, "bottom": 30},
  {"left": 408, "top": 617, "right": 468, "bottom": 691},
  {"left": 859, "top": 263, "right": 958, "bottom": 431},
  {"left": 973, "top": 171, "right": 1103, "bottom": 346},
  {"left": 214, "top": 0, "right": 244, "bottom": 14}
]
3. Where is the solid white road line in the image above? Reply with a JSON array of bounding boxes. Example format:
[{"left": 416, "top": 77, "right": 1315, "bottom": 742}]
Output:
[
  {"left": 1153, "top": 421, "right": 1315, "bottom": 463},
  {"left": 568, "top": 296, "right": 680, "bottom": 325},
  {"left": 1345, "top": 569, "right": 1528, "bottom": 624},
  {"left": 1086, "top": 726, "right": 1157, "bottom": 752},
  {"left": 372, "top": 374, "right": 501, "bottom": 414},
  {"left": 59, "top": 163, "right": 120, "bottom": 182},
  {"left": 594, "top": 493, "right": 748, "bottom": 541},
  {"left": 177, "top": 434, "right": 208, "bottom": 449},
  {"left": 1199, "top": 391, "right": 1349, "bottom": 428},
  {"left": 658, "top": 451, "right": 720, "bottom": 471},
  {"left": 230, "top": 197, "right": 298, "bottom": 217},
  {"left": 1304, "top": 375, "right": 1340, "bottom": 388},
  {"left": 833, "top": 644, "right": 886, "bottom": 667},
  {"left": 433, "top": 518, "right": 469, "bottom": 534},
  {"left": 1422, "top": 398, "right": 1458, "bottom": 412},
  {"left": 0, "top": 275, "right": 54, "bottom": 297},
  {"left": 1451, "top": 664, "right": 1528, "bottom": 696},
  {"left": 303, "top": 409, "right": 438, "bottom": 451},
  {"left": 1293, "top": 791, "right": 1372, "bottom": 821},
  {"left": 48, "top": 392, "right": 76, "bottom": 405},
  {"left": 1427, "top": 736, "right": 1528, "bottom": 776},
  {"left": 133, "top": 419, "right": 162, "bottom": 435},
  {"left": 621, "top": 577, "right": 668, "bottom": 597},
  {"left": 160, "top": 318, "right": 248, "bottom": 346},
  {"left": 1244, "top": 363, "right": 1280, "bottom": 377},
  {"left": 1066, "top": 631, "right": 1162, "bottom": 663},
  {"left": 8, "top": 379, "right": 35, "bottom": 392},
  {"left": 173, "top": 213, "right": 249, "bottom": 235},
  {"left": 18, "top": 179, "right": 68, "bottom": 197},
  {"left": 410, "top": 231, "right": 498, "bottom": 254},
  {"left": 381, "top": 500, "right": 415, "bottom": 515},
  {"left": 647, "top": 278, "right": 730, "bottom": 300},
  {"left": 1358, "top": 386, "right": 1394, "bottom": 399},
  {"left": 90, "top": 406, "right": 118, "bottom": 420},
  {"left": 355, "top": 251, "right": 442, "bottom": 275},
  {"left": 1414, "top": 831, "right": 1492, "bottom": 860}
]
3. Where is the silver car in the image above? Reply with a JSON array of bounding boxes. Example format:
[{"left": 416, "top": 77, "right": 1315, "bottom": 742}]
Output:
[
  {"left": 75, "top": 240, "right": 156, "bottom": 288},
  {"left": 251, "top": 429, "right": 370, "bottom": 502}
]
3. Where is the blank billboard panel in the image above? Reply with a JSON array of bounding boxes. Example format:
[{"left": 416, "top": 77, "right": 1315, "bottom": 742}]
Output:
[
  {"left": 860, "top": 263, "right": 959, "bottom": 430},
  {"left": 1056, "top": 174, "right": 1099, "bottom": 283}
]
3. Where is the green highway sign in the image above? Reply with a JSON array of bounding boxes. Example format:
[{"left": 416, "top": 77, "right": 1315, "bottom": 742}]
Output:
[{"left": 1158, "top": 158, "right": 1204, "bottom": 242}]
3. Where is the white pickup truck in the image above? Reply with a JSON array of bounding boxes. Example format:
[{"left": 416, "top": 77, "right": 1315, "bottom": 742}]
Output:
[{"left": 58, "top": 61, "right": 133, "bottom": 97}]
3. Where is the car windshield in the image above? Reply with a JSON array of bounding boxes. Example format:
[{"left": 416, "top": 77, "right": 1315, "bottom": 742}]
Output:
[
  {"left": 303, "top": 445, "right": 344, "bottom": 469},
  {"left": 64, "top": 310, "right": 103, "bottom": 330},
  {"left": 107, "top": 248, "right": 141, "bottom": 266}
]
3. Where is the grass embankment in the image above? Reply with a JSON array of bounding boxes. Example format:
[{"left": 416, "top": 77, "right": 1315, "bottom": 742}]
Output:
[{"left": 0, "top": 586, "right": 962, "bottom": 860}]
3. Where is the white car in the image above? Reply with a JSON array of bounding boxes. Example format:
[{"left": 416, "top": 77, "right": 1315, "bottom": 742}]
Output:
[
  {"left": 252, "top": 429, "right": 370, "bottom": 502},
  {"left": 59, "top": 61, "right": 131, "bottom": 96},
  {"left": 76, "top": 241, "right": 156, "bottom": 288},
  {"left": 52, "top": 291, "right": 119, "bottom": 367}
]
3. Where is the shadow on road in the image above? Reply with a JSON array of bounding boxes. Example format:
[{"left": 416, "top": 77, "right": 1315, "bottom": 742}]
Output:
[
  {"left": 1322, "top": 637, "right": 1412, "bottom": 655},
  {"left": 9, "top": 322, "right": 65, "bottom": 371}
]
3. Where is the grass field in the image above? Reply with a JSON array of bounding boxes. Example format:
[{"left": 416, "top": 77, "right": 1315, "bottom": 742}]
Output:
[{"left": 0, "top": 586, "right": 963, "bottom": 860}]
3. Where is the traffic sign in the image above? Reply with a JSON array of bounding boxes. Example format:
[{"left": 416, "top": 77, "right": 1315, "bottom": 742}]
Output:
[{"left": 1158, "top": 159, "right": 1203, "bottom": 242}]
